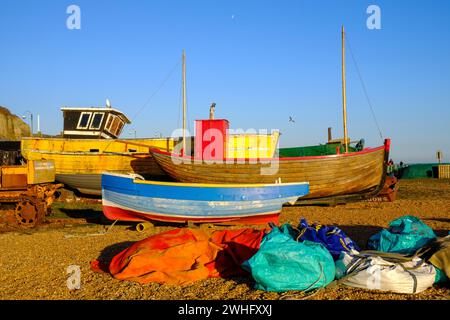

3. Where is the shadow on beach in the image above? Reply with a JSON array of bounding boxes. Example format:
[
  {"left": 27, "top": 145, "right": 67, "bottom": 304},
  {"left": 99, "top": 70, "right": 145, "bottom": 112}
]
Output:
[
  {"left": 92, "top": 241, "right": 137, "bottom": 273},
  {"left": 57, "top": 208, "right": 133, "bottom": 226}
]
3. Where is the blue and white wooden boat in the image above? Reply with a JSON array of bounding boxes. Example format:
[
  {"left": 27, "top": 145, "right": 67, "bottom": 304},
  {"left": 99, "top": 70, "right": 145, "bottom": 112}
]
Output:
[{"left": 101, "top": 173, "right": 309, "bottom": 224}]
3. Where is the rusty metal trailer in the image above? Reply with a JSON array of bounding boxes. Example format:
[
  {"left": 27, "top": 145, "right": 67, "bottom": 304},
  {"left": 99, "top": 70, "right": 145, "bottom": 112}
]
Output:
[{"left": 0, "top": 159, "right": 62, "bottom": 229}]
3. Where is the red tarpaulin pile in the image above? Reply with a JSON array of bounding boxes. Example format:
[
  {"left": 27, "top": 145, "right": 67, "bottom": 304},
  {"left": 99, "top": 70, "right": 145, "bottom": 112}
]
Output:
[{"left": 91, "top": 227, "right": 265, "bottom": 285}]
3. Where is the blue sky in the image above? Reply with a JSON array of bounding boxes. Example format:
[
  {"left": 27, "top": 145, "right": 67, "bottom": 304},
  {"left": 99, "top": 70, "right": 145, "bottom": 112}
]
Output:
[{"left": 1, "top": 0, "right": 449, "bottom": 163}]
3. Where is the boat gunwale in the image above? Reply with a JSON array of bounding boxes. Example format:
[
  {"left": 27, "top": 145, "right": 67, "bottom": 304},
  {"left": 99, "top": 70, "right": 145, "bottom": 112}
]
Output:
[
  {"left": 21, "top": 137, "right": 174, "bottom": 142},
  {"left": 150, "top": 143, "right": 388, "bottom": 162},
  {"left": 102, "top": 172, "right": 309, "bottom": 189},
  {"left": 22, "top": 149, "right": 153, "bottom": 156}
]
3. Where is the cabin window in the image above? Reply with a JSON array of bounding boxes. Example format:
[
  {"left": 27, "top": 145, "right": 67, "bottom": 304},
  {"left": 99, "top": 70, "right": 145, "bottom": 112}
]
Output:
[
  {"left": 105, "top": 114, "right": 114, "bottom": 131},
  {"left": 110, "top": 117, "right": 124, "bottom": 136},
  {"left": 89, "top": 112, "right": 105, "bottom": 130},
  {"left": 77, "top": 112, "right": 92, "bottom": 129},
  {"left": 115, "top": 120, "right": 125, "bottom": 136},
  {"left": 105, "top": 114, "right": 125, "bottom": 137},
  {"left": 109, "top": 117, "right": 120, "bottom": 135}
]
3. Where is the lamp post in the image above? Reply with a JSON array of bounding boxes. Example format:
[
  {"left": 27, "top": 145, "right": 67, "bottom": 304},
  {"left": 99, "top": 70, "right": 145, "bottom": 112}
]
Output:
[
  {"left": 437, "top": 150, "right": 443, "bottom": 164},
  {"left": 22, "top": 111, "right": 33, "bottom": 136},
  {"left": 129, "top": 129, "right": 137, "bottom": 139}
]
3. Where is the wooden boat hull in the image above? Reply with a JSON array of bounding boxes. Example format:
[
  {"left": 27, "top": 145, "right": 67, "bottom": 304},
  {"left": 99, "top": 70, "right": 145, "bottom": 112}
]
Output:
[
  {"left": 150, "top": 139, "right": 391, "bottom": 203},
  {"left": 365, "top": 176, "right": 399, "bottom": 202},
  {"left": 101, "top": 173, "right": 309, "bottom": 224}
]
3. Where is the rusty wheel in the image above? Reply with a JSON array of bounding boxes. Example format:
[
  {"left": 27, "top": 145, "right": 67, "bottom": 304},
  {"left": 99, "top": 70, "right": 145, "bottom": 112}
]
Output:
[{"left": 15, "top": 199, "right": 40, "bottom": 228}]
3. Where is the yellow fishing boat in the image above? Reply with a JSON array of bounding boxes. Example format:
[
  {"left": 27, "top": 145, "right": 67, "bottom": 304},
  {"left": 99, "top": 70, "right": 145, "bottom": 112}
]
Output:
[{"left": 20, "top": 104, "right": 179, "bottom": 195}]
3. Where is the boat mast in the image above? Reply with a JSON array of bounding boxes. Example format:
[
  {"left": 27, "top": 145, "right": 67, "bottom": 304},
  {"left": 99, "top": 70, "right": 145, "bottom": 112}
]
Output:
[
  {"left": 341, "top": 26, "right": 349, "bottom": 153},
  {"left": 182, "top": 50, "right": 187, "bottom": 155}
]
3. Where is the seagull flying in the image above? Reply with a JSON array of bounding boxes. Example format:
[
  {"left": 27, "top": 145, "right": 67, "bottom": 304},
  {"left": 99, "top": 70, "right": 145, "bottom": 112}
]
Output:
[{"left": 289, "top": 116, "right": 295, "bottom": 123}]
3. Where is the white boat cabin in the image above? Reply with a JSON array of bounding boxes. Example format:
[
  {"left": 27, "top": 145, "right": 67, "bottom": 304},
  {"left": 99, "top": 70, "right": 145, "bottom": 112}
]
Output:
[{"left": 61, "top": 106, "right": 131, "bottom": 139}]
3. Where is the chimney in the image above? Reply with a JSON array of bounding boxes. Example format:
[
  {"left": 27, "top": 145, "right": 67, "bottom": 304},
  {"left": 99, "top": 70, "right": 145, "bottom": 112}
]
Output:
[{"left": 209, "top": 102, "right": 216, "bottom": 120}]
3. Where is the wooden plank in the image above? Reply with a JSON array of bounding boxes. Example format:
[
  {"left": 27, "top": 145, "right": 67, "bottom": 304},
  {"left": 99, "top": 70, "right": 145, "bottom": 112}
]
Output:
[{"left": 438, "top": 165, "right": 450, "bottom": 179}]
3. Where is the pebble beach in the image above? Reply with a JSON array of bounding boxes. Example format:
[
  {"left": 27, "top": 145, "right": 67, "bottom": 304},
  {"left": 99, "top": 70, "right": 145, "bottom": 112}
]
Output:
[{"left": 0, "top": 179, "right": 449, "bottom": 300}]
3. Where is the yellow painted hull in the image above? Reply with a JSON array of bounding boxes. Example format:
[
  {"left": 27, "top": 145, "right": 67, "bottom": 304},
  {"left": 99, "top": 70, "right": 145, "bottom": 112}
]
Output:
[
  {"left": 21, "top": 138, "right": 174, "bottom": 176},
  {"left": 21, "top": 137, "right": 175, "bottom": 154},
  {"left": 21, "top": 138, "right": 176, "bottom": 195},
  {"left": 22, "top": 150, "right": 164, "bottom": 175}
]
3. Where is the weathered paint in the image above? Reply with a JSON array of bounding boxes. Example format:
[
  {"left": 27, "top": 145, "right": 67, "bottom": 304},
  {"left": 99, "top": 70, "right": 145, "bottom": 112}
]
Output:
[
  {"left": 226, "top": 132, "right": 280, "bottom": 159},
  {"left": 55, "top": 174, "right": 102, "bottom": 195},
  {"left": 0, "top": 160, "right": 56, "bottom": 188},
  {"left": 27, "top": 160, "right": 56, "bottom": 185},
  {"left": 0, "top": 166, "right": 27, "bottom": 188},
  {"left": 21, "top": 137, "right": 176, "bottom": 154},
  {"left": 101, "top": 173, "right": 309, "bottom": 224}
]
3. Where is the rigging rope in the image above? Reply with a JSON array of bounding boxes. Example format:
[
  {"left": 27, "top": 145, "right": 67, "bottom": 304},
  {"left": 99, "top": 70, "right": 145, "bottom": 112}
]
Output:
[
  {"left": 100, "top": 58, "right": 181, "bottom": 152},
  {"left": 131, "top": 59, "right": 181, "bottom": 121},
  {"left": 345, "top": 34, "right": 384, "bottom": 142},
  {"left": 177, "top": 71, "right": 182, "bottom": 130},
  {"left": 186, "top": 84, "right": 190, "bottom": 134}
]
